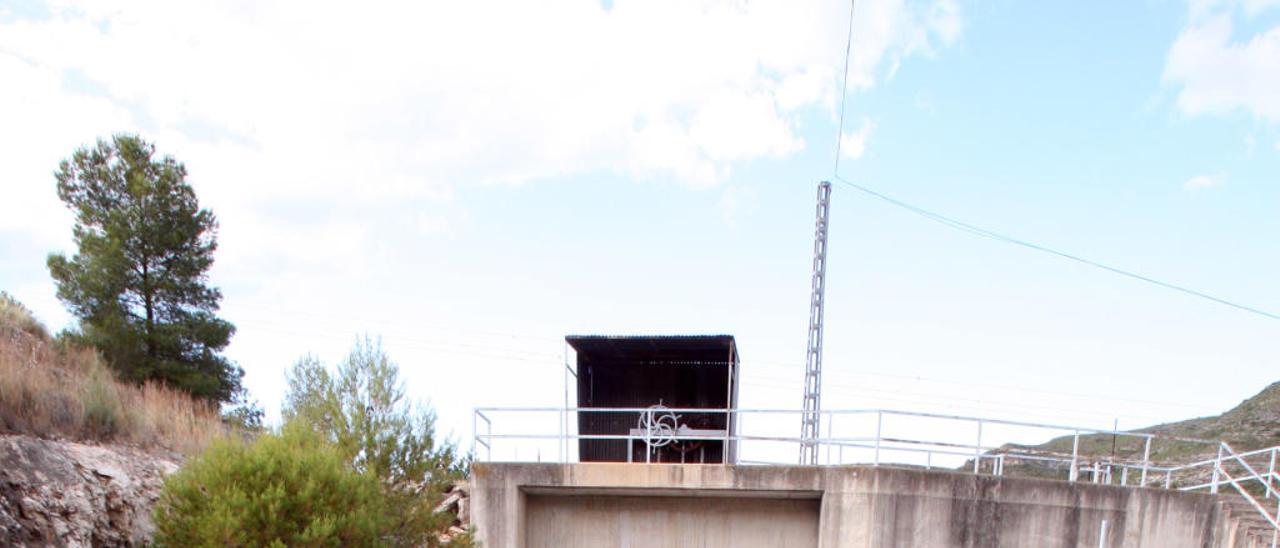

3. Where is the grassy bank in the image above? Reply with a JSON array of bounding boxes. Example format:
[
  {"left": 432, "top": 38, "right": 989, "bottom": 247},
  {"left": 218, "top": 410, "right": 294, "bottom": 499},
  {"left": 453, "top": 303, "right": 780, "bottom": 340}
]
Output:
[{"left": 0, "top": 293, "right": 225, "bottom": 454}]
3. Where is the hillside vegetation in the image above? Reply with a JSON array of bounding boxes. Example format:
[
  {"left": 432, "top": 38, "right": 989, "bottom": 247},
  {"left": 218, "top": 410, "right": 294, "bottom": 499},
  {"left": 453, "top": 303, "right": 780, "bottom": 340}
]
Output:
[
  {"left": 0, "top": 292, "right": 225, "bottom": 454},
  {"left": 1021, "top": 383, "right": 1280, "bottom": 464},
  {"left": 981, "top": 382, "right": 1280, "bottom": 489}
]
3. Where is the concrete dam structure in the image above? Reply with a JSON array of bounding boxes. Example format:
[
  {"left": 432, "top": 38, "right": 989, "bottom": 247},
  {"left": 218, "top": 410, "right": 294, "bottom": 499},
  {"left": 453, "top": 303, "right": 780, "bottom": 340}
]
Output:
[
  {"left": 472, "top": 462, "right": 1268, "bottom": 547},
  {"left": 471, "top": 335, "right": 1280, "bottom": 546}
]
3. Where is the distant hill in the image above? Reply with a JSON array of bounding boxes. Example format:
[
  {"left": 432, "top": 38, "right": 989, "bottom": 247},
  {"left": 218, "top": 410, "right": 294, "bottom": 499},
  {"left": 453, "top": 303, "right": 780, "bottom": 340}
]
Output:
[
  {"left": 987, "top": 383, "right": 1280, "bottom": 486},
  {"left": 1140, "top": 382, "right": 1280, "bottom": 450}
]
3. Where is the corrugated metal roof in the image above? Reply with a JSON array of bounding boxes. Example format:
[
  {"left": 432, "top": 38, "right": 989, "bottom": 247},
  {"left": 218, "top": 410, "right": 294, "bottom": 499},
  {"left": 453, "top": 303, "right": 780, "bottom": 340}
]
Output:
[{"left": 565, "top": 334, "right": 737, "bottom": 365}]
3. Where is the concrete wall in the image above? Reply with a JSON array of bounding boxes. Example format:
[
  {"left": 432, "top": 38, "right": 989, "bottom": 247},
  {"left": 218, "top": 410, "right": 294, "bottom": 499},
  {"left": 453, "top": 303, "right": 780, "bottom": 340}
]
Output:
[
  {"left": 525, "top": 494, "right": 819, "bottom": 547},
  {"left": 472, "top": 463, "right": 1237, "bottom": 548}
]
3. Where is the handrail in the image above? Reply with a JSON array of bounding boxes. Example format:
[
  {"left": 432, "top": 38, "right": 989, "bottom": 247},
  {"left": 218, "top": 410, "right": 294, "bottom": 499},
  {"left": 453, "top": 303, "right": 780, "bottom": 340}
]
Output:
[
  {"left": 1208, "top": 442, "right": 1280, "bottom": 546},
  {"left": 1216, "top": 466, "right": 1280, "bottom": 530},
  {"left": 471, "top": 406, "right": 1280, "bottom": 484},
  {"left": 1221, "top": 442, "right": 1280, "bottom": 500},
  {"left": 474, "top": 406, "right": 1217, "bottom": 444},
  {"left": 476, "top": 404, "right": 1280, "bottom": 544}
]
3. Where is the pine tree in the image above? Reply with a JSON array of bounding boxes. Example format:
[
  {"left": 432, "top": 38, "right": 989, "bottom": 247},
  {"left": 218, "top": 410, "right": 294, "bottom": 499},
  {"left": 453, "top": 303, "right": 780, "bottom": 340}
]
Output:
[{"left": 47, "top": 134, "right": 243, "bottom": 403}]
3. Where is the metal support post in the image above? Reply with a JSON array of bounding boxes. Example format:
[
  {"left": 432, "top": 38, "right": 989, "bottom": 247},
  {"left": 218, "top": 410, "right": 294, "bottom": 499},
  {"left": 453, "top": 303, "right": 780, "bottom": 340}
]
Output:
[
  {"left": 825, "top": 414, "right": 834, "bottom": 465},
  {"left": 725, "top": 344, "right": 735, "bottom": 465},
  {"left": 1273, "top": 497, "right": 1279, "bottom": 548},
  {"left": 1211, "top": 444, "right": 1223, "bottom": 495},
  {"left": 1070, "top": 431, "right": 1081, "bottom": 482},
  {"left": 1269, "top": 448, "right": 1277, "bottom": 499},
  {"left": 874, "top": 411, "right": 883, "bottom": 465},
  {"left": 727, "top": 407, "right": 737, "bottom": 466},
  {"left": 799, "top": 181, "right": 832, "bottom": 465},
  {"left": 561, "top": 346, "right": 567, "bottom": 463},
  {"left": 1140, "top": 436, "right": 1152, "bottom": 486},
  {"left": 974, "top": 420, "right": 984, "bottom": 474}
]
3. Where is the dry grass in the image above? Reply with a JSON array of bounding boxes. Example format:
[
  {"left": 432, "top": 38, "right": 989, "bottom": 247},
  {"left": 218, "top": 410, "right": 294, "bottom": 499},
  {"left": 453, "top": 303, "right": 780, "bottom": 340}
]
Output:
[{"left": 0, "top": 294, "right": 226, "bottom": 454}]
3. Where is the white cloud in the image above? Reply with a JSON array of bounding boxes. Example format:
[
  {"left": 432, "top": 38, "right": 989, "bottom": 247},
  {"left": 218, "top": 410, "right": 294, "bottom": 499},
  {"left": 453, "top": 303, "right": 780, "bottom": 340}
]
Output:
[
  {"left": 0, "top": 0, "right": 961, "bottom": 197},
  {"left": 840, "top": 117, "right": 877, "bottom": 160},
  {"left": 1164, "top": 3, "right": 1280, "bottom": 121},
  {"left": 0, "top": 0, "right": 963, "bottom": 316},
  {"left": 1183, "top": 173, "right": 1225, "bottom": 190},
  {"left": 1275, "top": 140, "right": 1280, "bottom": 151}
]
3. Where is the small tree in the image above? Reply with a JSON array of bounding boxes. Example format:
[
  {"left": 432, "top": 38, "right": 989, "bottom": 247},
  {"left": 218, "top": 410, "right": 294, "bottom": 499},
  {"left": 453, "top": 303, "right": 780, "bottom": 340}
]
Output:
[
  {"left": 153, "top": 423, "right": 394, "bottom": 546},
  {"left": 47, "top": 134, "right": 242, "bottom": 404},
  {"left": 284, "top": 336, "right": 466, "bottom": 545}
]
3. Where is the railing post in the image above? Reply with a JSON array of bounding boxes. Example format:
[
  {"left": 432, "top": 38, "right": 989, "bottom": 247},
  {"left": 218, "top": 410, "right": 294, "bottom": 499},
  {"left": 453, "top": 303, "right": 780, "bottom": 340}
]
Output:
[
  {"left": 1140, "top": 436, "right": 1152, "bottom": 486},
  {"left": 1273, "top": 497, "right": 1279, "bottom": 548},
  {"left": 1268, "top": 448, "right": 1277, "bottom": 499},
  {"left": 1165, "top": 470, "right": 1172, "bottom": 490},
  {"left": 874, "top": 411, "right": 882, "bottom": 466},
  {"left": 471, "top": 410, "right": 478, "bottom": 462},
  {"left": 973, "top": 420, "right": 983, "bottom": 474},
  {"left": 1274, "top": 496, "right": 1279, "bottom": 548},
  {"left": 1070, "top": 430, "right": 1080, "bottom": 482},
  {"left": 1211, "top": 444, "right": 1223, "bottom": 495},
  {"left": 826, "top": 412, "right": 833, "bottom": 465},
  {"left": 724, "top": 408, "right": 731, "bottom": 466}
]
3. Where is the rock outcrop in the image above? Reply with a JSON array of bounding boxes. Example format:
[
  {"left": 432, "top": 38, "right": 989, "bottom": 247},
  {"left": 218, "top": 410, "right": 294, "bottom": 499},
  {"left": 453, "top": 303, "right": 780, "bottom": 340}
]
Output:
[{"left": 0, "top": 435, "right": 179, "bottom": 547}]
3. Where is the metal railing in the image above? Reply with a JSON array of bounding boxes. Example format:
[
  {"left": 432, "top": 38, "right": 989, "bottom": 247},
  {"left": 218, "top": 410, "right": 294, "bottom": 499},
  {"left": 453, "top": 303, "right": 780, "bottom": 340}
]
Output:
[
  {"left": 1172, "top": 443, "right": 1280, "bottom": 547},
  {"left": 473, "top": 406, "right": 1280, "bottom": 544}
]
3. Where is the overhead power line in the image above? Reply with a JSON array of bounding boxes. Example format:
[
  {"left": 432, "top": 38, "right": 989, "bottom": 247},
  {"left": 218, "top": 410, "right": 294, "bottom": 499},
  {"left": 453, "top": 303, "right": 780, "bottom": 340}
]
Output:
[
  {"left": 830, "top": 175, "right": 1280, "bottom": 322},
  {"left": 831, "top": 0, "right": 858, "bottom": 177}
]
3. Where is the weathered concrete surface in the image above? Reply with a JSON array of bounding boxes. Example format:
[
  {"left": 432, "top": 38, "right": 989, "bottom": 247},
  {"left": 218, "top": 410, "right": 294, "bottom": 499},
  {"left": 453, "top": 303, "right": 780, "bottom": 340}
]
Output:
[
  {"left": 473, "top": 463, "right": 1240, "bottom": 548},
  {"left": 526, "top": 493, "right": 818, "bottom": 547}
]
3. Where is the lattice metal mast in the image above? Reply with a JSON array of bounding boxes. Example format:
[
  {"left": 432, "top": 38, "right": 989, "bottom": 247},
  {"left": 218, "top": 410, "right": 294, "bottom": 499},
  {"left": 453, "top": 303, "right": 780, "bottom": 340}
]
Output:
[{"left": 800, "top": 181, "right": 832, "bottom": 464}]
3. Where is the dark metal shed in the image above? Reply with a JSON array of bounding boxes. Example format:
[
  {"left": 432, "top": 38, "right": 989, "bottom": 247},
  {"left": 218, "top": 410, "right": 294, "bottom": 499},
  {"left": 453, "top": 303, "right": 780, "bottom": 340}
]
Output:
[{"left": 567, "top": 334, "right": 739, "bottom": 463}]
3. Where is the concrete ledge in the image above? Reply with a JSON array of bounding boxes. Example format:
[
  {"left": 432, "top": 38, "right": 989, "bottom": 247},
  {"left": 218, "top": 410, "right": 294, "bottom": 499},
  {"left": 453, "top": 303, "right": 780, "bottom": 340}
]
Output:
[{"left": 474, "top": 463, "right": 1235, "bottom": 547}]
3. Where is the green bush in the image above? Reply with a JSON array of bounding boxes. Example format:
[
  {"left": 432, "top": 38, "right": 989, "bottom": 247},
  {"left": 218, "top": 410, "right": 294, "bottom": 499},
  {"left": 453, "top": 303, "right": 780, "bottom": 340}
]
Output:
[
  {"left": 285, "top": 337, "right": 468, "bottom": 545},
  {"left": 153, "top": 424, "right": 395, "bottom": 547}
]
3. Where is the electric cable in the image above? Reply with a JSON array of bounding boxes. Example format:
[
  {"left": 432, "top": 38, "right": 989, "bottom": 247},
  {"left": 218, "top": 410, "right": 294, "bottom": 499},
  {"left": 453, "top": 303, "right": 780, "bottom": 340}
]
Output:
[{"left": 830, "top": 175, "right": 1280, "bottom": 322}]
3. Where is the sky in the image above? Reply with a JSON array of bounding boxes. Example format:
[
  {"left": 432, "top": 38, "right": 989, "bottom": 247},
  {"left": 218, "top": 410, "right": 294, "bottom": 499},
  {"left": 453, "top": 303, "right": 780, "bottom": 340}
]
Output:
[{"left": 1, "top": 0, "right": 1278, "bottom": 463}]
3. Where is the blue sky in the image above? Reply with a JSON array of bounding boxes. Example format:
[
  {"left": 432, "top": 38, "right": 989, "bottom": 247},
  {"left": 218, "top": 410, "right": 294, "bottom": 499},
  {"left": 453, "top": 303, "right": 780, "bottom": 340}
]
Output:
[{"left": 1, "top": 0, "right": 1277, "bottom": 456}]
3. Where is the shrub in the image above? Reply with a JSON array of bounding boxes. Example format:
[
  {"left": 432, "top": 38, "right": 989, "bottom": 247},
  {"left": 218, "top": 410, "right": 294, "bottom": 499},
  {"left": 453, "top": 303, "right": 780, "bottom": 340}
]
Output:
[
  {"left": 284, "top": 337, "right": 468, "bottom": 545},
  {"left": 82, "top": 362, "right": 124, "bottom": 439},
  {"left": 153, "top": 423, "right": 395, "bottom": 547}
]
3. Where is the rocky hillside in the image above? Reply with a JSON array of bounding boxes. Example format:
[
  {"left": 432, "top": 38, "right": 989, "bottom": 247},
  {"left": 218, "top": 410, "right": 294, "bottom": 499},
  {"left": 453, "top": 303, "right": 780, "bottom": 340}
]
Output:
[
  {"left": 0, "top": 435, "right": 179, "bottom": 546},
  {"left": 0, "top": 293, "right": 218, "bottom": 545},
  {"left": 1141, "top": 382, "right": 1280, "bottom": 450},
  {"left": 1027, "top": 382, "right": 1280, "bottom": 462},
  {"left": 988, "top": 382, "right": 1280, "bottom": 486}
]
